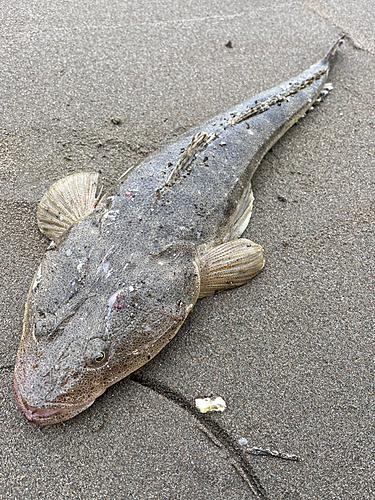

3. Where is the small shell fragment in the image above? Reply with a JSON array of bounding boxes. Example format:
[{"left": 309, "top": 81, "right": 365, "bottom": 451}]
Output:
[{"left": 195, "top": 396, "right": 227, "bottom": 413}]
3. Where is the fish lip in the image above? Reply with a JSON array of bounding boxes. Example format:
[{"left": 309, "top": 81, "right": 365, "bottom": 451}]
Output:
[{"left": 13, "top": 378, "right": 96, "bottom": 425}]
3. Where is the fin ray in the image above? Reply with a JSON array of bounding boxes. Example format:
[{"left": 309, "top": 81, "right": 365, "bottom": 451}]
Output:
[
  {"left": 223, "top": 185, "right": 254, "bottom": 242},
  {"left": 198, "top": 238, "right": 264, "bottom": 298},
  {"left": 37, "top": 172, "right": 102, "bottom": 241}
]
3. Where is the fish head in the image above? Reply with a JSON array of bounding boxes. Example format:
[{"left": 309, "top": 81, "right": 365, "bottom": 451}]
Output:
[{"left": 14, "top": 240, "right": 200, "bottom": 425}]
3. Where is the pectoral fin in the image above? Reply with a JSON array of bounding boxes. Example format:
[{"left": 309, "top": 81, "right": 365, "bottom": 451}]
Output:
[
  {"left": 198, "top": 239, "right": 264, "bottom": 298},
  {"left": 37, "top": 172, "right": 102, "bottom": 241}
]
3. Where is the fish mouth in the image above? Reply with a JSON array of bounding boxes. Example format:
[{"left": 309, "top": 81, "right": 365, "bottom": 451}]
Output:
[{"left": 13, "top": 379, "right": 97, "bottom": 425}]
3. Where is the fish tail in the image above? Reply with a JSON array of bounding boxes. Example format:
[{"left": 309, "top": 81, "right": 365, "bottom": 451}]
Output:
[{"left": 321, "top": 34, "right": 346, "bottom": 65}]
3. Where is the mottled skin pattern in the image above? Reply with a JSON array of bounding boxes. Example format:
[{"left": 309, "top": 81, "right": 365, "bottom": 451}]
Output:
[{"left": 14, "top": 38, "right": 343, "bottom": 424}]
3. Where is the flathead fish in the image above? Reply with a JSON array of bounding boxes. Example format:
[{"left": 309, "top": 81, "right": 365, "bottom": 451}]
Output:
[{"left": 14, "top": 37, "right": 344, "bottom": 424}]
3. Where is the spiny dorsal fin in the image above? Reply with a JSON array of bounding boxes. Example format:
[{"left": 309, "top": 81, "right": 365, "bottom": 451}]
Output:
[
  {"left": 155, "top": 131, "right": 217, "bottom": 198},
  {"left": 37, "top": 172, "right": 102, "bottom": 241}
]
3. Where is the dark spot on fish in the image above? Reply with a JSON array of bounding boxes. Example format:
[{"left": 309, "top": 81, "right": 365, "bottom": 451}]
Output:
[
  {"left": 111, "top": 118, "right": 122, "bottom": 125},
  {"left": 278, "top": 195, "right": 287, "bottom": 202},
  {"left": 225, "top": 41, "right": 233, "bottom": 48},
  {"left": 203, "top": 156, "right": 208, "bottom": 162},
  {"left": 147, "top": 354, "right": 151, "bottom": 360}
]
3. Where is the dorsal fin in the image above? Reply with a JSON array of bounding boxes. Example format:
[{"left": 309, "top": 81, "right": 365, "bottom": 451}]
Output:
[{"left": 37, "top": 172, "right": 102, "bottom": 241}]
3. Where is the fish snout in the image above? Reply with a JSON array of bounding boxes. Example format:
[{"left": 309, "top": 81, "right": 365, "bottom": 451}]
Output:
[
  {"left": 14, "top": 378, "right": 67, "bottom": 424},
  {"left": 14, "top": 377, "right": 103, "bottom": 425},
  {"left": 24, "top": 406, "right": 62, "bottom": 423}
]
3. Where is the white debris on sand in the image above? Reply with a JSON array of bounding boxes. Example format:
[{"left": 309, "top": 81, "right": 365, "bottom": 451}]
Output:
[{"left": 195, "top": 396, "right": 227, "bottom": 413}]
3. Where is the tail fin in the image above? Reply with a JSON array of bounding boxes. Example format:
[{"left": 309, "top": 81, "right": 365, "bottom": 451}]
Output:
[{"left": 321, "top": 34, "right": 346, "bottom": 65}]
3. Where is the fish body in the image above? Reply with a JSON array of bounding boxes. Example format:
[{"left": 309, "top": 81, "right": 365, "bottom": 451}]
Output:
[{"left": 14, "top": 38, "right": 344, "bottom": 424}]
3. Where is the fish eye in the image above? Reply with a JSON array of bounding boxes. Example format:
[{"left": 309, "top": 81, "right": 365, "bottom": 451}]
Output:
[
  {"left": 86, "top": 349, "right": 108, "bottom": 367},
  {"left": 34, "top": 314, "right": 56, "bottom": 339},
  {"left": 93, "top": 351, "right": 106, "bottom": 363},
  {"left": 84, "top": 338, "right": 109, "bottom": 368}
]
